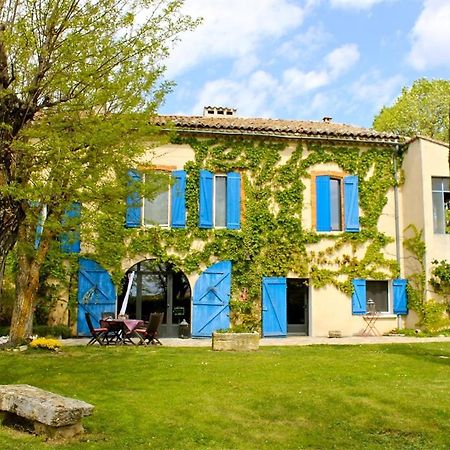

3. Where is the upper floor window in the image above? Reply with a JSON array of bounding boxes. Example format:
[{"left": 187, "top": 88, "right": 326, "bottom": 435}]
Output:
[
  {"left": 126, "top": 169, "right": 186, "bottom": 229},
  {"left": 432, "top": 177, "right": 450, "bottom": 234},
  {"left": 315, "top": 174, "right": 359, "bottom": 232},
  {"left": 199, "top": 170, "right": 241, "bottom": 230},
  {"left": 144, "top": 173, "right": 170, "bottom": 226}
]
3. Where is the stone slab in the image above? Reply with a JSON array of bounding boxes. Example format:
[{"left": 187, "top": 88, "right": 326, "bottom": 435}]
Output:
[
  {"left": 212, "top": 332, "right": 260, "bottom": 351},
  {"left": 0, "top": 384, "right": 93, "bottom": 427}
]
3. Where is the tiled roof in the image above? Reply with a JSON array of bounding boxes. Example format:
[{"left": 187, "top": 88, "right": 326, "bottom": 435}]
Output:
[{"left": 152, "top": 115, "right": 400, "bottom": 144}]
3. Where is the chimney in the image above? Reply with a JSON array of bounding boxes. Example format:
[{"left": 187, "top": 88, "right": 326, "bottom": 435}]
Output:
[
  {"left": 322, "top": 116, "right": 332, "bottom": 123},
  {"left": 203, "top": 106, "right": 237, "bottom": 117}
]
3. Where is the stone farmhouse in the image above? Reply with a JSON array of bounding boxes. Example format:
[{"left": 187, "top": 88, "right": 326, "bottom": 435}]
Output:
[{"left": 61, "top": 107, "right": 449, "bottom": 338}]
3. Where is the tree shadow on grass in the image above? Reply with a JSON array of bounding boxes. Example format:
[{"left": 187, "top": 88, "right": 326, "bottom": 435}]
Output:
[{"left": 381, "top": 343, "right": 450, "bottom": 367}]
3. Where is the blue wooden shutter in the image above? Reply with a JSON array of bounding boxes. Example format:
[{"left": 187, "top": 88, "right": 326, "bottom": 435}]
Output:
[
  {"left": 192, "top": 260, "right": 231, "bottom": 337},
  {"left": 316, "top": 175, "right": 331, "bottom": 231},
  {"left": 344, "top": 175, "right": 360, "bottom": 232},
  {"left": 126, "top": 169, "right": 142, "bottom": 228},
  {"left": 61, "top": 202, "right": 81, "bottom": 253},
  {"left": 352, "top": 279, "right": 366, "bottom": 315},
  {"left": 77, "top": 258, "right": 117, "bottom": 336},
  {"left": 199, "top": 170, "right": 213, "bottom": 228},
  {"left": 171, "top": 170, "right": 186, "bottom": 228},
  {"left": 262, "top": 277, "right": 287, "bottom": 336},
  {"left": 393, "top": 279, "right": 408, "bottom": 315},
  {"left": 226, "top": 172, "right": 241, "bottom": 230}
]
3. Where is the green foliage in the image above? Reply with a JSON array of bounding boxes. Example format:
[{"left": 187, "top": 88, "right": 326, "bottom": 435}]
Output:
[
  {"left": 373, "top": 78, "right": 450, "bottom": 142},
  {"left": 403, "top": 226, "right": 450, "bottom": 331}
]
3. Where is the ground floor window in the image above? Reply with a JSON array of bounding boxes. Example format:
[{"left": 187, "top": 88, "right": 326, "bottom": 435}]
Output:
[{"left": 366, "top": 280, "right": 389, "bottom": 313}]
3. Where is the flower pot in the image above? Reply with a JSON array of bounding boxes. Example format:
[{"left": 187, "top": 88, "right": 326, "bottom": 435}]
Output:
[{"left": 212, "top": 332, "right": 260, "bottom": 351}]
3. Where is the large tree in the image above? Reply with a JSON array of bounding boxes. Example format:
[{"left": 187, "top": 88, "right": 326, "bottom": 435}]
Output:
[
  {"left": 0, "top": 0, "right": 198, "bottom": 344},
  {"left": 373, "top": 78, "right": 450, "bottom": 143}
]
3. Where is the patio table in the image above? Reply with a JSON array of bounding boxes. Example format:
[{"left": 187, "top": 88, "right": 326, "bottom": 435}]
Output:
[{"left": 101, "top": 318, "right": 144, "bottom": 345}]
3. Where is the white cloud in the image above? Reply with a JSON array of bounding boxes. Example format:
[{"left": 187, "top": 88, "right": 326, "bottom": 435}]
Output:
[
  {"left": 408, "top": 0, "right": 450, "bottom": 70},
  {"left": 192, "top": 71, "right": 278, "bottom": 117},
  {"left": 329, "top": 0, "right": 391, "bottom": 9},
  {"left": 350, "top": 72, "right": 405, "bottom": 115},
  {"left": 166, "top": 0, "right": 306, "bottom": 77},
  {"left": 325, "top": 44, "right": 360, "bottom": 78},
  {"left": 276, "top": 25, "right": 331, "bottom": 63},
  {"left": 192, "top": 43, "right": 360, "bottom": 117}
]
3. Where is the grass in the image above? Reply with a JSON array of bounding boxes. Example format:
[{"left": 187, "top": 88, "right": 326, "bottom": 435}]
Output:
[{"left": 0, "top": 343, "right": 449, "bottom": 449}]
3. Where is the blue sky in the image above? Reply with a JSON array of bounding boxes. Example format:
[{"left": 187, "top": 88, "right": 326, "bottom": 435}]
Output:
[{"left": 160, "top": 0, "right": 450, "bottom": 128}]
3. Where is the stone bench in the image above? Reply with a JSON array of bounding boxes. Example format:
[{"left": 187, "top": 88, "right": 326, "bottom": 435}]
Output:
[{"left": 0, "top": 384, "right": 94, "bottom": 439}]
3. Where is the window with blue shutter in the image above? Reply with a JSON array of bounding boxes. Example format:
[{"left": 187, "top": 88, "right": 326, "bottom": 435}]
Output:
[
  {"left": 315, "top": 174, "right": 359, "bottom": 232},
  {"left": 61, "top": 202, "right": 81, "bottom": 253},
  {"left": 199, "top": 171, "right": 241, "bottom": 229},
  {"left": 126, "top": 169, "right": 142, "bottom": 228},
  {"left": 393, "top": 279, "right": 408, "bottom": 315},
  {"left": 171, "top": 170, "right": 186, "bottom": 228}
]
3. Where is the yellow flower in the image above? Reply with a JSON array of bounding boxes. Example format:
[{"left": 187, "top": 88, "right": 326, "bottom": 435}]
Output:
[{"left": 29, "top": 337, "right": 62, "bottom": 351}]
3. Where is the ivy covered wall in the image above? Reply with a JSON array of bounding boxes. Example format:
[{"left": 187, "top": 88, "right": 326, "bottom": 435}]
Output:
[{"left": 75, "top": 134, "right": 400, "bottom": 328}]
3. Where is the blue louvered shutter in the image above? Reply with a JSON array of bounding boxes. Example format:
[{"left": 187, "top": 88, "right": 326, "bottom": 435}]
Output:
[
  {"left": 199, "top": 170, "right": 213, "bottom": 228},
  {"left": 226, "top": 172, "right": 241, "bottom": 230},
  {"left": 344, "top": 176, "right": 360, "bottom": 232},
  {"left": 61, "top": 202, "right": 81, "bottom": 253},
  {"left": 393, "top": 279, "right": 408, "bottom": 315},
  {"left": 316, "top": 175, "right": 331, "bottom": 231},
  {"left": 352, "top": 279, "right": 366, "bottom": 315},
  {"left": 126, "top": 169, "right": 142, "bottom": 228},
  {"left": 171, "top": 170, "right": 186, "bottom": 228}
]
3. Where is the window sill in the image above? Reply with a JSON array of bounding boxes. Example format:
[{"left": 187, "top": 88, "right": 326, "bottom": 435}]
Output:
[{"left": 373, "top": 314, "right": 397, "bottom": 319}]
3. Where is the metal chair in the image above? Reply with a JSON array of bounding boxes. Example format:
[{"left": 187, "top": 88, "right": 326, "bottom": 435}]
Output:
[
  {"left": 85, "top": 312, "right": 108, "bottom": 345},
  {"left": 133, "top": 312, "right": 164, "bottom": 345}
]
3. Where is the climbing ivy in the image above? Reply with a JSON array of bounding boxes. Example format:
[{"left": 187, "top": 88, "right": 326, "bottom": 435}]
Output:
[
  {"left": 95, "top": 136, "right": 400, "bottom": 327},
  {"left": 403, "top": 225, "right": 450, "bottom": 331},
  {"left": 51, "top": 134, "right": 400, "bottom": 329}
]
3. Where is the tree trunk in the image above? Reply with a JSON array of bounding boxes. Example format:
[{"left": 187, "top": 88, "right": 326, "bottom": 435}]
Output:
[
  {"left": 9, "top": 220, "right": 51, "bottom": 346},
  {"left": 0, "top": 197, "right": 24, "bottom": 290}
]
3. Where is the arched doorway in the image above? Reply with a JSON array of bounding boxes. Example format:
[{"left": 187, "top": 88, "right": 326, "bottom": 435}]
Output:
[{"left": 117, "top": 260, "right": 191, "bottom": 337}]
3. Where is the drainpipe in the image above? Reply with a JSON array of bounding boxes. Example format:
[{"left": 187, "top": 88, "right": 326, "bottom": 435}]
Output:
[{"left": 393, "top": 144, "right": 402, "bottom": 329}]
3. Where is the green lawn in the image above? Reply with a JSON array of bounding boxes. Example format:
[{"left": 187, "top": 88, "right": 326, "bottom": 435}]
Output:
[{"left": 0, "top": 343, "right": 449, "bottom": 449}]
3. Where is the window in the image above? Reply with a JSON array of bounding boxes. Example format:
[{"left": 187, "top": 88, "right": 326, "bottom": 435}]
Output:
[
  {"left": 126, "top": 169, "right": 186, "bottom": 229},
  {"left": 315, "top": 175, "right": 359, "bottom": 232},
  {"left": 199, "top": 170, "right": 241, "bottom": 229},
  {"left": 432, "top": 177, "right": 450, "bottom": 234},
  {"left": 352, "top": 279, "right": 408, "bottom": 315},
  {"left": 144, "top": 173, "right": 170, "bottom": 226},
  {"left": 366, "top": 280, "right": 388, "bottom": 313},
  {"left": 214, "top": 175, "right": 227, "bottom": 227}
]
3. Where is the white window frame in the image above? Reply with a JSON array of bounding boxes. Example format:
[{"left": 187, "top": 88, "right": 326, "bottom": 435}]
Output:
[
  {"left": 432, "top": 176, "right": 450, "bottom": 234},
  {"left": 213, "top": 174, "right": 227, "bottom": 228},
  {"left": 142, "top": 172, "right": 171, "bottom": 228}
]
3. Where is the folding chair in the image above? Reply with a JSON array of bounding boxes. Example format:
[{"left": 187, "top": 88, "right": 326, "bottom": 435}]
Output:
[
  {"left": 85, "top": 312, "right": 108, "bottom": 345},
  {"left": 134, "top": 312, "right": 164, "bottom": 345}
]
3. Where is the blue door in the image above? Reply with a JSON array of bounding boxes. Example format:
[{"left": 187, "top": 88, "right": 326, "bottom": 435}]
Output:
[
  {"left": 77, "top": 258, "right": 117, "bottom": 336},
  {"left": 192, "top": 261, "right": 231, "bottom": 337},
  {"left": 262, "top": 277, "right": 287, "bottom": 337}
]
